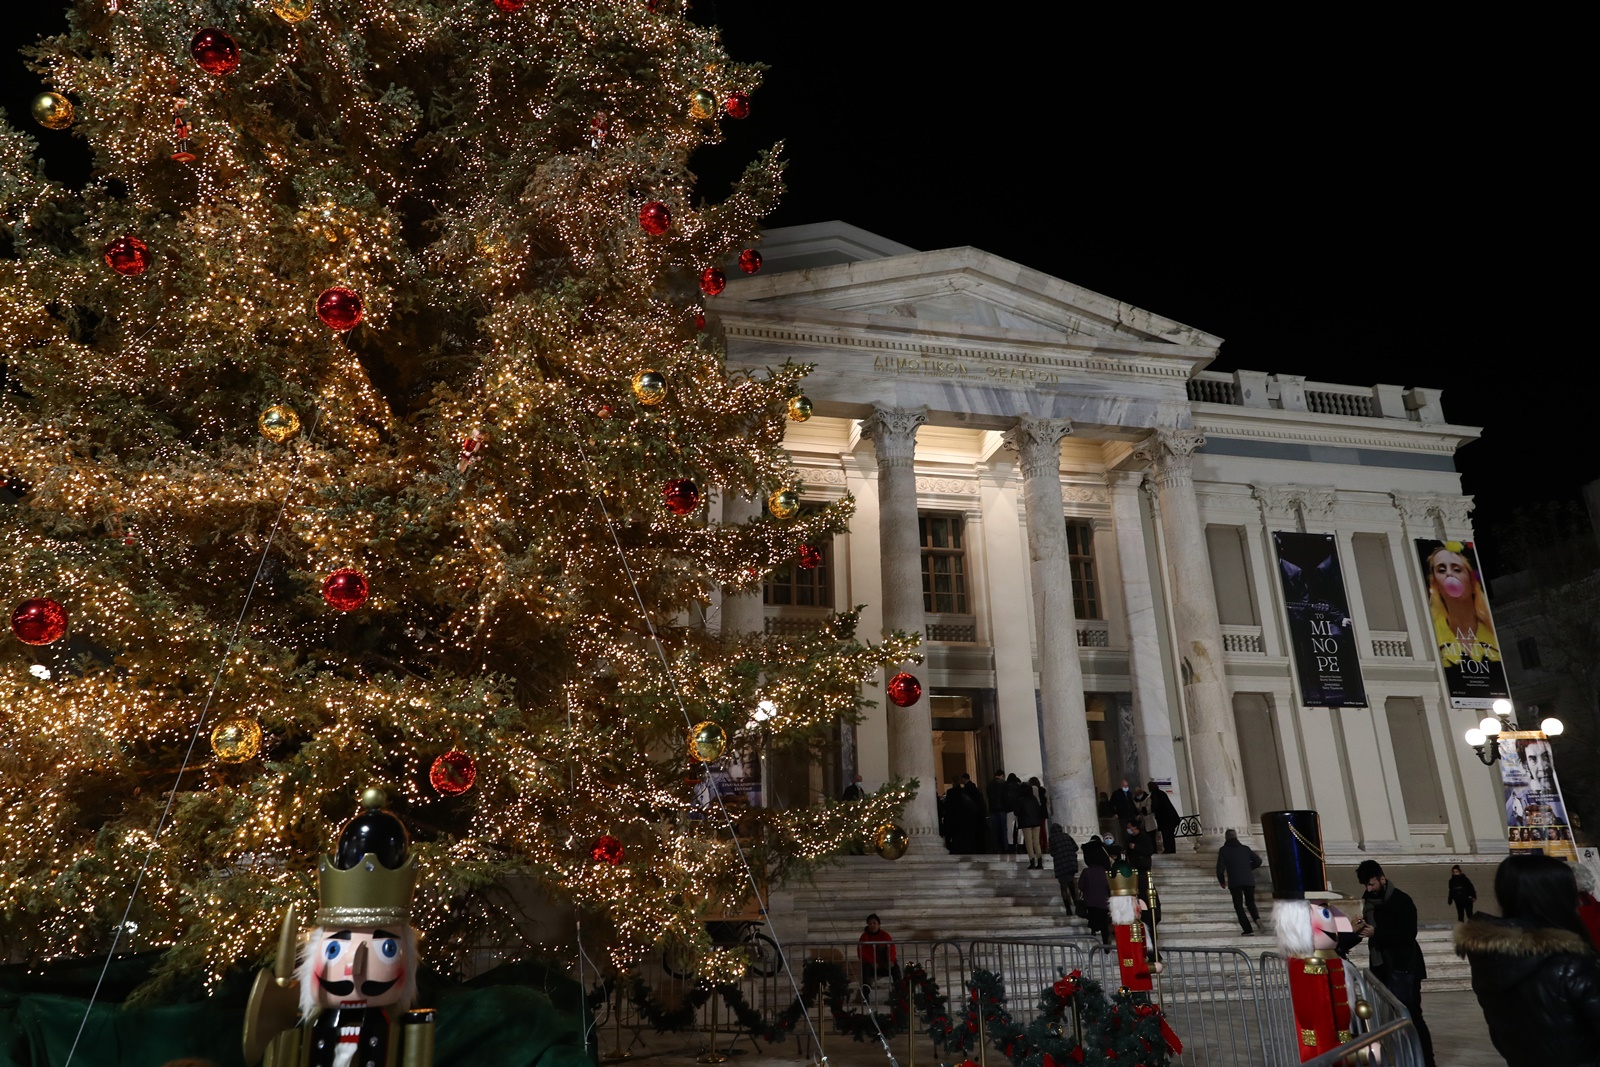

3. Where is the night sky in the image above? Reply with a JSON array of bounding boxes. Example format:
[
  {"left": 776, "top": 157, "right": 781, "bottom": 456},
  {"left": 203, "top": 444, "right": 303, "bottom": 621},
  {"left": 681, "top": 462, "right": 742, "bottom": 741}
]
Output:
[{"left": 3, "top": 4, "right": 1583, "bottom": 571}]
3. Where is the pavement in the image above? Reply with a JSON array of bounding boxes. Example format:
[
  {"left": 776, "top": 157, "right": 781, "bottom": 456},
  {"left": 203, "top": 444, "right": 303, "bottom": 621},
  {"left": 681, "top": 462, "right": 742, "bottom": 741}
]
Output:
[{"left": 595, "top": 986, "right": 1502, "bottom": 1067}]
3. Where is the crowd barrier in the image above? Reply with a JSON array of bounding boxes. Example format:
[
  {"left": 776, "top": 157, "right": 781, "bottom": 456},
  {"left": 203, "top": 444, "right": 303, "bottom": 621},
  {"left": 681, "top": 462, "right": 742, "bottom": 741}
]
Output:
[{"left": 595, "top": 937, "right": 1424, "bottom": 1067}]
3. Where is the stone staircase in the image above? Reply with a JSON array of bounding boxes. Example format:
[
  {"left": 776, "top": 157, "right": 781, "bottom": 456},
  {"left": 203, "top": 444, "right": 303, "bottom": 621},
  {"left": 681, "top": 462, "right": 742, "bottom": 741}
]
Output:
[{"left": 772, "top": 845, "right": 1473, "bottom": 991}]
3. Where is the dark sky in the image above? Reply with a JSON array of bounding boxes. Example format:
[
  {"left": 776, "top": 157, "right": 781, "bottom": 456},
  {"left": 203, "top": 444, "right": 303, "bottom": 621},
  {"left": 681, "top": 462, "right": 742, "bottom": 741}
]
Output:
[{"left": 4, "top": 4, "right": 1583, "bottom": 567}]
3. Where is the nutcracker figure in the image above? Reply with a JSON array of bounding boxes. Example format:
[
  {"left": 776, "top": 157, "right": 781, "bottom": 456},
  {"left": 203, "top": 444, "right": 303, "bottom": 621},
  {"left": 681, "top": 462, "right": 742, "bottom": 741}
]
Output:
[
  {"left": 1107, "top": 862, "right": 1155, "bottom": 993},
  {"left": 244, "top": 788, "right": 436, "bottom": 1067},
  {"left": 1265, "top": 809, "right": 1365, "bottom": 1063}
]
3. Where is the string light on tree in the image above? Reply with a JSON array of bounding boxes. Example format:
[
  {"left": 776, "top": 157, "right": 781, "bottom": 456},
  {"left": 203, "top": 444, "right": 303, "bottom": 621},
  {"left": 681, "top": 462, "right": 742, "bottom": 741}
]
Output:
[
  {"left": 189, "top": 28, "right": 240, "bottom": 75},
  {"left": 11, "top": 598, "right": 67, "bottom": 645},
  {"left": 321, "top": 568, "right": 370, "bottom": 611}
]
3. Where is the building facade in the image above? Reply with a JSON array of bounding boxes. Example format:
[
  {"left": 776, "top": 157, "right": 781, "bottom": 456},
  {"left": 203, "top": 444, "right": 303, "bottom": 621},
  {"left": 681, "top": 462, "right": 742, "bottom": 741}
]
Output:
[{"left": 716, "top": 222, "right": 1507, "bottom": 859}]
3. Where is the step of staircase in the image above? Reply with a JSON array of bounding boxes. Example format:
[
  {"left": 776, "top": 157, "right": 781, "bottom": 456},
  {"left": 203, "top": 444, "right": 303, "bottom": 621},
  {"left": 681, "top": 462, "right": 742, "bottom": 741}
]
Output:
[{"left": 772, "top": 848, "right": 1474, "bottom": 991}]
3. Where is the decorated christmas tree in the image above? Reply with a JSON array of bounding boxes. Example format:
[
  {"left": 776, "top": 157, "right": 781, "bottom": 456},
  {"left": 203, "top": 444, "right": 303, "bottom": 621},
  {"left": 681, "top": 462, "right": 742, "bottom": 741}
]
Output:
[{"left": 0, "top": 0, "right": 913, "bottom": 1000}]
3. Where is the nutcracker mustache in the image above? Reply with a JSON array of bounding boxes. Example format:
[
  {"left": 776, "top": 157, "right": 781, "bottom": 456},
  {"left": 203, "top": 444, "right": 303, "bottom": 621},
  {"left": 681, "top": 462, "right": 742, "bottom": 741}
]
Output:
[{"left": 317, "top": 975, "right": 399, "bottom": 997}]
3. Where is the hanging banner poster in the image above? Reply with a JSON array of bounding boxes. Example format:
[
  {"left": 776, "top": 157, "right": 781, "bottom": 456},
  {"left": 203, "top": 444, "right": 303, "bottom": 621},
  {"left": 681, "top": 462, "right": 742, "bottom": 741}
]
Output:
[
  {"left": 1415, "top": 539, "right": 1510, "bottom": 710},
  {"left": 1273, "top": 532, "right": 1368, "bottom": 708},
  {"left": 1498, "top": 730, "right": 1577, "bottom": 860}
]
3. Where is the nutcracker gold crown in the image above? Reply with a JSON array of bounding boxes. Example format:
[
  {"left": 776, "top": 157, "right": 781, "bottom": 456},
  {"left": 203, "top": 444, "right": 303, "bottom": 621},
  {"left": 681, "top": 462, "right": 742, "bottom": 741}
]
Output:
[
  {"left": 1109, "top": 864, "right": 1139, "bottom": 897},
  {"left": 315, "top": 852, "right": 416, "bottom": 926}
]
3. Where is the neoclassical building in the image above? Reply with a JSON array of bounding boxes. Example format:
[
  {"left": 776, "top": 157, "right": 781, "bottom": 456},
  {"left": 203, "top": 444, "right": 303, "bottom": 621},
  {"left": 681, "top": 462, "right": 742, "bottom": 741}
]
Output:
[{"left": 715, "top": 222, "right": 1506, "bottom": 858}]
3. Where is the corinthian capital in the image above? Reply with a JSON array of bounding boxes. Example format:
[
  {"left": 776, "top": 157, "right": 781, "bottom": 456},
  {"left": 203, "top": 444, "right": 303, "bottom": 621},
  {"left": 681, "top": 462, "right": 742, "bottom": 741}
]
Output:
[
  {"left": 859, "top": 406, "right": 927, "bottom": 468},
  {"left": 1132, "top": 428, "right": 1206, "bottom": 490},
  {"left": 1001, "top": 414, "right": 1073, "bottom": 479}
]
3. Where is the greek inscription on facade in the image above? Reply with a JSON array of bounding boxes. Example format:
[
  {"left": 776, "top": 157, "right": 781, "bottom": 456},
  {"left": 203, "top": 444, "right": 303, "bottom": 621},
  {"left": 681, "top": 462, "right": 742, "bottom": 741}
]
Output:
[{"left": 870, "top": 354, "right": 1060, "bottom": 385}]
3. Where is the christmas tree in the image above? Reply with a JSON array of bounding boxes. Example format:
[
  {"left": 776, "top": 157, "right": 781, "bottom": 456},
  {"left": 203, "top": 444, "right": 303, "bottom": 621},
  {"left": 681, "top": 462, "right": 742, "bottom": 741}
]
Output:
[{"left": 0, "top": 0, "right": 913, "bottom": 999}]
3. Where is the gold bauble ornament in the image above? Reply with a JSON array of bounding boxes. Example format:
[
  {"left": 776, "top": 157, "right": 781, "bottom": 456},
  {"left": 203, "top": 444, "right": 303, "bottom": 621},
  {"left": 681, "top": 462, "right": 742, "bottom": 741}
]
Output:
[
  {"left": 786, "top": 395, "right": 813, "bottom": 422},
  {"left": 873, "top": 822, "right": 910, "bottom": 860},
  {"left": 688, "top": 720, "right": 727, "bottom": 763},
  {"left": 31, "top": 92, "right": 74, "bottom": 130},
  {"left": 361, "top": 786, "right": 388, "bottom": 810},
  {"left": 767, "top": 488, "right": 800, "bottom": 520},
  {"left": 211, "top": 716, "right": 263, "bottom": 763},
  {"left": 258, "top": 404, "right": 301, "bottom": 443},
  {"left": 1354, "top": 998, "right": 1373, "bottom": 1021},
  {"left": 271, "top": 0, "right": 314, "bottom": 21},
  {"left": 631, "top": 370, "right": 667, "bottom": 406},
  {"left": 688, "top": 89, "right": 717, "bottom": 121}
]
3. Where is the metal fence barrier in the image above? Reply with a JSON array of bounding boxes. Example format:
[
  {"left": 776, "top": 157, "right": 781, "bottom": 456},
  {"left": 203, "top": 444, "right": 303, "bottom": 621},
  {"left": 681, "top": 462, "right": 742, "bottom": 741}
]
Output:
[{"left": 596, "top": 937, "right": 1424, "bottom": 1067}]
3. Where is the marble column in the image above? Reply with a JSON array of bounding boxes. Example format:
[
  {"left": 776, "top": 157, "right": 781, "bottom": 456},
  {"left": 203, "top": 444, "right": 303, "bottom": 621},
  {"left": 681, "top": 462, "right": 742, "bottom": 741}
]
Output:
[
  {"left": 719, "top": 492, "right": 766, "bottom": 637},
  {"left": 1133, "top": 429, "right": 1249, "bottom": 840},
  {"left": 1106, "top": 471, "right": 1182, "bottom": 812},
  {"left": 1003, "top": 414, "right": 1098, "bottom": 839},
  {"left": 858, "top": 406, "right": 939, "bottom": 843}
]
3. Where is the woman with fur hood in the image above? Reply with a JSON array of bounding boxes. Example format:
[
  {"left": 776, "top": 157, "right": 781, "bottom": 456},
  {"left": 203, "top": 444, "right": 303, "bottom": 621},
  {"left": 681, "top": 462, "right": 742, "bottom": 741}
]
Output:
[{"left": 1454, "top": 854, "right": 1600, "bottom": 1066}]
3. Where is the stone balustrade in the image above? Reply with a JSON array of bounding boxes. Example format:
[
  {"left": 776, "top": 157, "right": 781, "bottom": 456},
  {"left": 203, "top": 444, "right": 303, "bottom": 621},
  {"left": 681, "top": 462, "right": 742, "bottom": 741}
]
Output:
[{"left": 1186, "top": 370, "right": 1446, "bottom": 423}]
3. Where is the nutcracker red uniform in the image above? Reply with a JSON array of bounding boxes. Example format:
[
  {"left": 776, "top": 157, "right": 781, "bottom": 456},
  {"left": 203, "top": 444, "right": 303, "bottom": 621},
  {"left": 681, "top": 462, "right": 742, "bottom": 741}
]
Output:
[
  {"left": 1264, "top": 810, "right": 1365, "bottom": 1063},
  {"left": 1107, "top": 863, "right": 1155, "bottom": 993}
]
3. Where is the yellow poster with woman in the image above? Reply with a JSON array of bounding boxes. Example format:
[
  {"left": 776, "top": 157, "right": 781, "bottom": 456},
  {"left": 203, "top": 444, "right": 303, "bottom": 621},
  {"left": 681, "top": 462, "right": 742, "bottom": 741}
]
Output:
[{"left": 1415, "top": 539, "right": 1510, "bottom": 710}]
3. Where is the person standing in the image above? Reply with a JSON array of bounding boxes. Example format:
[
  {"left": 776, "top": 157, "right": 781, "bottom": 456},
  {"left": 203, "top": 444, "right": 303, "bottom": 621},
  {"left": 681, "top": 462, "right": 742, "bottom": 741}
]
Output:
[
  {"left": 1015, "top": 776, "right": 1046, "bottom": 868},
  {"left": 958, "top": 773, "right": 987, "bottom": 853},
  {"left": 1110, "top": 778, "right": 1139, "bottom": 839},
  {"left": 1078, "top": 847, "right": 1112, "bottom": 945},
  {"left": 1048, "top": 822, "right": 1079, "bottom": 910},
  {"left": 1455, "top": 854, "right": 1600, "bottom": 1066},
  {"left": 986, "top": 770, "right": 1010, "bottom": 854},
  {"left": 1353, "top": 860, "right": 1437, "bottom": 1067},
  {"left": 842, "top": 774, "right": 864, "bottom": 801},
  {"left": 1147, "top": 780, "right": 1181, "bottom": 854},
  {"left": 857, "top": 914, "right": 899, "bottom": 998},
  {"left": 1216, "top": 828, "right": 1262, "bottom": 935},
  {"left": 1447, "top": 864, "right": 1477, "bottom": 922}
]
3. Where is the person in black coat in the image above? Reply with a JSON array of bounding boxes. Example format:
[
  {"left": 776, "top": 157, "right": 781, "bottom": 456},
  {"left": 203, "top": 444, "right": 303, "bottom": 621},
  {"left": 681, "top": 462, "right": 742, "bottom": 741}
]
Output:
[
  {"left": 986, "top": 770, "right": 1009, "bottom": 853},
  {"left": 1354, "top": 860, "right": 1436, "bottom": 1067},
  {"left": 1448, "top": 864, "right": 1478, "bottom": 922},
  {"left": 1147, "top": 781, "right": 1181, "bottom": 854},
  {"left": 1110, "top": 778, "right": 1139, "bottom": 838},
  {"left": 1455, "top": 854, "right": 1600, "bottom": 1067},
  {"left": 1047, "top": 823, "right": 1079, "bottom": 910},
  {"left": 1015, "top": 778, "right": 1046, "bottom": 868}
]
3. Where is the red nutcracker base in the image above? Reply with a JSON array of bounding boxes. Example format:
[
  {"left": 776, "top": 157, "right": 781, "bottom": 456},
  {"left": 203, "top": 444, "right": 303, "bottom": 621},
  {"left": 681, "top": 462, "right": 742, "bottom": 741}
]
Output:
[
  {"left": 1287, "top": 953, "right": 1352, "bottom": 1062},
  {"left": 1112, "top": 920, "right": 1154, "bottom": 992}
]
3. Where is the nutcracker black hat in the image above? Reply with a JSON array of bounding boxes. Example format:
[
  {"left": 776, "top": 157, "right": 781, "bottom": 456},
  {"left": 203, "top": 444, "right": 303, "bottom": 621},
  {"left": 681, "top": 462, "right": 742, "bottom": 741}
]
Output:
[
  {"left": 316, "top": 787, "right": 417, "bottom": 926},
  {"left": 1260, "top": 810, "right": 1337, "bottom": 901}
]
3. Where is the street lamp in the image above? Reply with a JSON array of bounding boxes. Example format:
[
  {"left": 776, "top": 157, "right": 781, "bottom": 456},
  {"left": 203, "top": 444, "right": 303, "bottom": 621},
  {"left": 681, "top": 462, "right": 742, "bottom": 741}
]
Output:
[{"left": 1462, "top": 701, "right": 1563, "bottom": 765}]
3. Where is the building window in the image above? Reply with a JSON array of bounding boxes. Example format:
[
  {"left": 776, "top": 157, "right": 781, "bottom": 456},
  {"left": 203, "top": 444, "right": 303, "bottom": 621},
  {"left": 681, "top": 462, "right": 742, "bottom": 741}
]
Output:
[
  {"left": 1066, "top": 520, "right": 1101, "bottom": 619},
  {"left": 920, "top": 513, "right": 968, "bottom": 614},
  {"left": 1518, "top": 636, "right": 1541, "bottom": 670},
  {"left": 764, "top": 539, "right": 832, "bottom": 608}
]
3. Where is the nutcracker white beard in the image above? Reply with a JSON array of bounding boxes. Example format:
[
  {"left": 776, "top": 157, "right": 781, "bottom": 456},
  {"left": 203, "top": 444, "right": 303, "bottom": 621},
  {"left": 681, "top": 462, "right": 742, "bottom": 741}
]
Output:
[
  {"left": 1274, "top": 900, "right": 1315, "bottom": 958},
  {"left": 1108, "top": 896, "right": 1140, "bottom": 926},
  {"left": 296, "top": 924, "right": 420, "bottom": 1022}
]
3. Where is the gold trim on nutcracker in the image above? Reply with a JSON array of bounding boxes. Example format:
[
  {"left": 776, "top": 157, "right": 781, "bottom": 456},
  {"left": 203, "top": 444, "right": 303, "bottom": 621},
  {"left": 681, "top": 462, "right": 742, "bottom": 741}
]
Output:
[
  {"left": 315, "top": 852, "right": 417, "bottom": 926},
  {"left": 1300, "top": 1029, "right": 1318, "bottom": 1047},
  {"left": 1128, "top": 921, "right": 1144, "bottom": 944},
  {"left": 1302, "top": 957, "right": 1327, "bottom": 976},
  {"left": 1338, "top": 1029, "right": 1352, "bottom": 1043}
]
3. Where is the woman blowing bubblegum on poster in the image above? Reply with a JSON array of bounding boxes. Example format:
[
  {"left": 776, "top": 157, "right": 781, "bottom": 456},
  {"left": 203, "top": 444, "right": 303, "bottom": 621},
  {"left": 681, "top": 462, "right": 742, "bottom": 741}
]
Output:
[{"left": 1426, "top": 542, "right": 1499, "bottom": 669}]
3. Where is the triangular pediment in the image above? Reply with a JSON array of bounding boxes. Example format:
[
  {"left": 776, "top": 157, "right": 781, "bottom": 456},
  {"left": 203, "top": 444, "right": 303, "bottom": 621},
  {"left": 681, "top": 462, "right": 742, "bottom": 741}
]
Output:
[{"left": 724, "top": 226, "right": 1222, "bottom": 352}]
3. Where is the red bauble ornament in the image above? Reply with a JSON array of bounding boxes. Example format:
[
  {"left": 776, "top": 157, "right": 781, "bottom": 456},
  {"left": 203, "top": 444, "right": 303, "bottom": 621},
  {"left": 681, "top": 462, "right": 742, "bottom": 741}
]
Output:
[
  {"left": 887, "top": 671, "right": 921, "bottom": 707},
  {"left": 103, "top": 236, "right": 151, "bottom": 276},
  {"left": 639, "top": 201, "right": 672, "bottom": 236},
  {"left": 724, "top": 92, "right": 751, "bottom": 120},
  {"left": 663, "top": 477, "right": 699, "bottom": 516},
  {"left": 11, "top": 598, "right": 67, "bottom": 646},
  {"left": 492, "top": 0, "right": 524, "bottom": 9},
  {"left": 429, "top": 750, "right": 477, "bottom": 795},
  {"left": 738, "top": 248, "right": 762, "bottom": 274},
  {"left": 797, "top": 544, "right": 822, "bottom": 570},
  {"left": 591, "top": 834, "right": 625, "bottom": 865},
  {"left": 321, "top": 568, "right": 370, "bottom": 611},
  {"left": 190, "top": 28, "right": 240, "bottom": 75},
  {"left": 699, "top": 266, "right": 726, "bottom": 296},
  {"left": 316, "top": 287, "right": 364, "bottom": 331}
]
